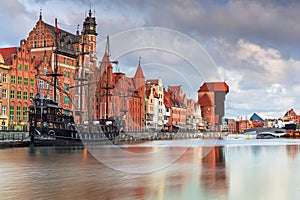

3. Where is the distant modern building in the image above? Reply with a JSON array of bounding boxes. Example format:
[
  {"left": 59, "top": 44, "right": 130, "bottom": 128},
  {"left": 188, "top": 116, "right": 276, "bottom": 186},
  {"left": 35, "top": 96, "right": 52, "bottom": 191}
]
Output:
[{"left": 198, "top": 82, "right": 229, "bottom": 131}]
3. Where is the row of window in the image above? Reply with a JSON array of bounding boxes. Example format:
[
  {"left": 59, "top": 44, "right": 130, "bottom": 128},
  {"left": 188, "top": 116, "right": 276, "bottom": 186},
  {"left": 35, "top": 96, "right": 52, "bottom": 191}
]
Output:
[
  {"left": 11, "top": 76, "right": 35, "bottom": 86},
  {"left": 10, "top": 91, "right": 34, "bottom": 100},
  {"left": 9, "top": 106, "right": 28, "bottom": 121},
  {"left": 17, "top": 64, "right": 29, "bottom": 71}
]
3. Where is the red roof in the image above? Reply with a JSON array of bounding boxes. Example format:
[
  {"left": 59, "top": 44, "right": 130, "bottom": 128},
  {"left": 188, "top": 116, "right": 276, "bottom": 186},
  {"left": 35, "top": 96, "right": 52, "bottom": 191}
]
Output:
[
  {"left": 198, "top": 82, "right": 229, "bottom": 93},
  {"left": 134, "top": 65, "right": 145, "bottom": 79},
  {"left": 163, "top": 89, "right": 172, "bottom": 108},
  {"left": 146, "top": 79, "right": 158, "bottom": 85},
  {"left": 198, "top": 93, "right": 212, "bottom": 107},
  {"left": 168, "top": 85, "right": 181, "bottom": 94},
  {"left": 0, "top": 47, "right": 17, "bottom": 64},
  {"left": 153, "top": 88, "right": 159, "bottom": 98}
]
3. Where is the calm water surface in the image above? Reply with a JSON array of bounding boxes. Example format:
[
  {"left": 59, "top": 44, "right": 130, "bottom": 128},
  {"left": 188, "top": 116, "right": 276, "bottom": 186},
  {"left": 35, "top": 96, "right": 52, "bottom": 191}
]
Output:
[{"left": 1, "top": 139, "right": 300, "bottom": 200}]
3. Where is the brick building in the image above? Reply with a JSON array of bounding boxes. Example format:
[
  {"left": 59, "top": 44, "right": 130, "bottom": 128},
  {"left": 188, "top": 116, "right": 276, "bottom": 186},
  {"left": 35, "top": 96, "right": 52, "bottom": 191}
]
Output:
[
  {"left": 0, "top": 49, "right": 12, "bottom": 130},
  {"left": 26, "top": 11, "right": 98, "bottom": 124},
  {"left": 168, "top": 85, "right": 187, "bottom": 127},
  {"left": 95, "top": 54, "right": 145, "bottom": 132},
  {"left": 0, "top": 41, "right": 37, "bottom": 130},
  {"left": 198, "top": 82, "right": 229, "bottom": 131}
]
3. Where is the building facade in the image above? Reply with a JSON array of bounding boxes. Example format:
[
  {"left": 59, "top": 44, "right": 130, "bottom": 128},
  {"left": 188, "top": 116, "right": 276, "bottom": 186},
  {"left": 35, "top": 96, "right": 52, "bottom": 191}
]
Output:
[
  {"left": 198, "top": 82, "right": 229, "bottom": 131},
  {"left": 0, "top": 49, "right": 12, "bottom": 130}
]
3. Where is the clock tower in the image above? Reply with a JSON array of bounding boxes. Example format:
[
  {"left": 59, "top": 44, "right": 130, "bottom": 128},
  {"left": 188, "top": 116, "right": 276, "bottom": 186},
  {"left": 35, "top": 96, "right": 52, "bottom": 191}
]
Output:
[{"left": 83, "top": 9, "right": 97, "bottom": 55}]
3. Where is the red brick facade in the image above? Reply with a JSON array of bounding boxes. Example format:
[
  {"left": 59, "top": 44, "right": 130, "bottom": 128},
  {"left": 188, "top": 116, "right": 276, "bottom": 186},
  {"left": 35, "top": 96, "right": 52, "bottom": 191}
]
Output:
[
  {"left": 198, "top": 82, "right": 229, "bottom": 131},
  {"left": 95, "top": 54, "right": 145, "bottom": 132}
]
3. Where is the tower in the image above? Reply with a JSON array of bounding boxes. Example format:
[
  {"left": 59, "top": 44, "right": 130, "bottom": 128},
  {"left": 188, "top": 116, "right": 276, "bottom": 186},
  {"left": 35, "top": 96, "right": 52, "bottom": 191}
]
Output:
[{"left": 198, "top": 82, "right": 229, "bottom": 131}]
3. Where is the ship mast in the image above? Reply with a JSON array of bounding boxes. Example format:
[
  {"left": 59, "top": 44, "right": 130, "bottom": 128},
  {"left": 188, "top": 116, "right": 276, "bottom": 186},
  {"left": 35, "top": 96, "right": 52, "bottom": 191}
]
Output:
[{"left": 47, "top": 18, "right": 62, "bottom": 102}]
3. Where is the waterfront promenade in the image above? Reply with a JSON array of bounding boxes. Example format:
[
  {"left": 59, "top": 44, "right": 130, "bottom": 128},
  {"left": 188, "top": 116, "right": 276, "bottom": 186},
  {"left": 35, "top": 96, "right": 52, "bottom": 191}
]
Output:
[{"left": 0, "top": 131, "right": 225, "bottom": 147}]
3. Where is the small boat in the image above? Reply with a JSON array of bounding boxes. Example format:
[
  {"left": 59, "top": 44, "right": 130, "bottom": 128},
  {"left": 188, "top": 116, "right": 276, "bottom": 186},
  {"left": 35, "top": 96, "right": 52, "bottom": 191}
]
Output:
[
  {"left": 256, "top": 131, "right": 287, "bottom": 139},
  {"left": 250, "top": 127, "right": 288, "bottom": 139}
]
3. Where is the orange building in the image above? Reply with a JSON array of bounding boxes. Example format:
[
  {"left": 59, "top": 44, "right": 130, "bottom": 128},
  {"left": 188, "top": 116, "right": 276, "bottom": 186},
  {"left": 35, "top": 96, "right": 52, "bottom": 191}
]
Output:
[
  {"left": 0, "top": 49, "right": 12, "bottom": 130},
  {"left": 198, "top": 82, "right": 229, "bottom": 131}
]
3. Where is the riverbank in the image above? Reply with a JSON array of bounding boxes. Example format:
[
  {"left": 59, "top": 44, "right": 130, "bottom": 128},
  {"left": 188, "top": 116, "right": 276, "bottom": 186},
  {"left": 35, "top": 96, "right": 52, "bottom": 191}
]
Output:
[
  {"left": 0, "top": 131, "right": 30, "bottom": 148},
  {"left": 0, "top": 131, "right": 225, "bottom": 147}
]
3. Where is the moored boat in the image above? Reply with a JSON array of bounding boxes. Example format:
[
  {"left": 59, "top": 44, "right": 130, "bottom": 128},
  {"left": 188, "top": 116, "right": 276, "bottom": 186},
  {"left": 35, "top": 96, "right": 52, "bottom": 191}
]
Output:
[{"left": 28, "top": 93, "right": 120, "bottom": 146}]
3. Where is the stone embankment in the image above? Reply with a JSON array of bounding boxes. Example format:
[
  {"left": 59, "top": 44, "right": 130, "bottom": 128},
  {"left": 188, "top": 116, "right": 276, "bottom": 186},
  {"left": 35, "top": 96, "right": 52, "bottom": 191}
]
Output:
[
  {"left": 117, "top": 131, "right": 226, "bottom": 143},
  {"left": 0, "top": 131, "right": 30, "bottom": 147}
]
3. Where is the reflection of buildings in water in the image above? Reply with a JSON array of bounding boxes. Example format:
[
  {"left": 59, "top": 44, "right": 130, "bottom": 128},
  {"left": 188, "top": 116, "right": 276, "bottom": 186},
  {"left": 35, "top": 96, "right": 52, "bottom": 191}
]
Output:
[
  {"left": 286, "top": 145, "right": 300, "bottom": 160},
  {"left": 200, "top": 147, "right": 228, "bottom": 198}
]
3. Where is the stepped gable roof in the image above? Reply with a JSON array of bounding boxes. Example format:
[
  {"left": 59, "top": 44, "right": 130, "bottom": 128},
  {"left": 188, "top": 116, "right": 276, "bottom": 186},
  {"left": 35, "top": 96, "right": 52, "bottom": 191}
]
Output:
[
  {"left": 147, "top": 79, "right": 158, "bottom": 85},
  {"left": 145, "top": 83, "right": 151, "bottom": 98},
  {"left": 153, "top": 88, "right": 159, "bottom": 98},
  {"left": 0, "top": 47, "right": 17, "bottom": 65},
  {"left": 250, "top": 113, "right": 264, "bottom": 122},
  {"left": 163, "top": 89, "right": 172, "bottom": 108},
  {"left": 168, "top": 85, "right": 181, "bottom": 94},
  {"left": 198, "top": 82, "right": 229, "bottom": 93},
  {"left": 134, "top": 65, "right": 145, "bottom": 79},
  {"left": 284, "top": 108, "right": 297, "bottom": 117},
  {"left": 198, "top": 93, "right": 212, "bottom": 107},
  {"left": 44, "top": 23, "right": 80, "bottom": 57}
]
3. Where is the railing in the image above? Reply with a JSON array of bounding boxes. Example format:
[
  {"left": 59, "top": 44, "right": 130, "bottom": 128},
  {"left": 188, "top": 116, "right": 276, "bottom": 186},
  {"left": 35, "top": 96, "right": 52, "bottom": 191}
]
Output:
[{"left": 0, "top": 131, "right": 29, "bottom": 141}]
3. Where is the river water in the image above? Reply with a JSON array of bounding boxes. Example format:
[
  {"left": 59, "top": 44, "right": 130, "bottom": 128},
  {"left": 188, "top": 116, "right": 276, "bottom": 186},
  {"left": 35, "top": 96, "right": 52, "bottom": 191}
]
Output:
[{"left": 1, "top": 138, "right": 300, "bottom": 200}]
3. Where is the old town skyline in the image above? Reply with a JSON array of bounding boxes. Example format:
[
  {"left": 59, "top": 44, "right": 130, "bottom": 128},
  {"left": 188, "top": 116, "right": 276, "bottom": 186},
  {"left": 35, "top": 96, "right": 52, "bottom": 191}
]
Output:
[{"left": 1, "top": 1, "right": 300, "bottom": 120}]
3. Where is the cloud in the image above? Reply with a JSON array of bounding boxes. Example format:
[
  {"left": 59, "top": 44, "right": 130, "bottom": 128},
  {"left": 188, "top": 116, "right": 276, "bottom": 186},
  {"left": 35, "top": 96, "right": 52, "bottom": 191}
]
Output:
[{"left": 211, "top": 38, "right": 300, "bottom": 118}]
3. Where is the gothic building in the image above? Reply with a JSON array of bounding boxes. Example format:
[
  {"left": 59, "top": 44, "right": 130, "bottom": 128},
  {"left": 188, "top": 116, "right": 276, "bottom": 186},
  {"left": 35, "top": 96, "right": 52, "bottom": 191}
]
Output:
[
  {"left": 26, "top": 10, "right": 98, "bottom": 124},
  {"left": 96, "top": 54, "right": 145, "bottom": 132}
]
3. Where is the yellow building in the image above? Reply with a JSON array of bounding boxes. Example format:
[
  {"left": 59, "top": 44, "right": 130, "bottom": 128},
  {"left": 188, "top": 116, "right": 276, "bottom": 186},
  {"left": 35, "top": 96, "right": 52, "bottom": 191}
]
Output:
[{"left": 0, "top": 50, "right": 12, "bottom": 130}]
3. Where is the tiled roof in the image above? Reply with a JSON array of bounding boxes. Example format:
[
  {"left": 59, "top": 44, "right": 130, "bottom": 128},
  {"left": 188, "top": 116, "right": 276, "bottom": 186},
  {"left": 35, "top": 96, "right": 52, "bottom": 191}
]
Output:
[
  {"left": 0, "top": 47, "right": 17, "bottom": 64},
  {"left": 198, "top": 93, "right": 212, "bottom": 107},
  {"left": 146, "top": 79, "right": 158, "bottom": 85},
  {"left": 44, "top": 23, "right": 80, "bottom": 57},
  {"left": 153, "top": 88, "right": 159, "bottom": 98},
  {"left": 134, "top": 65, "right": 145, "bottom": 79},
  {"left": 163, "top": 89, "right": 172, "bottom": 108},
  {"left": 198, "top": 82, "right": 229, "bottom": 93},
  {"left": 168, "top": 85, "right": 181, "bottom": 94}
]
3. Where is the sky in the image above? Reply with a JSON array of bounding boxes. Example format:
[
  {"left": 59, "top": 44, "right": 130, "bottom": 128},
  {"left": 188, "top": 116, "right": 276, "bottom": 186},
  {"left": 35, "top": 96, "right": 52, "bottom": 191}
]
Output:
[{"left": 1, "top": 0, "right": 300, "bottom": 120}]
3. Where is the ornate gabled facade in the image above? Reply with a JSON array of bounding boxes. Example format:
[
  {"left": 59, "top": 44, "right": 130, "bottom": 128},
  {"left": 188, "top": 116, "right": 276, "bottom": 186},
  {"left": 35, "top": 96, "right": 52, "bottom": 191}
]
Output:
[
  {"left": 145, "top": 78, "right": 164, "bottom": 131},
  {"left": 198, "top": 82, "right": 229, "bottom": 131},
  {"left": 0, "top": 48, "right": 12, "bottom": 130},
  {"left": 25, "top": 10, "right": 98, "bottom": 124},
  {"left": 0, "top": 41, "right": 37, "bottom": 130},
  {"left": 282, "top": 108, "right": 300, "bottom": 125},
  {"left": 168, "top": 85, "right": 187, "bottom": 126},
  {"left": 163, "top": 88, "right": 172, "bottom": 131}
]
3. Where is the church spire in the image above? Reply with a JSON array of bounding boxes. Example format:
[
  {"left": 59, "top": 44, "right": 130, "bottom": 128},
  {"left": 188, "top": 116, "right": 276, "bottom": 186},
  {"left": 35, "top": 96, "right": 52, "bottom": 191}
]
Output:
[{"left": 39, "top": 8, "right": 42, "bottom": 21}]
